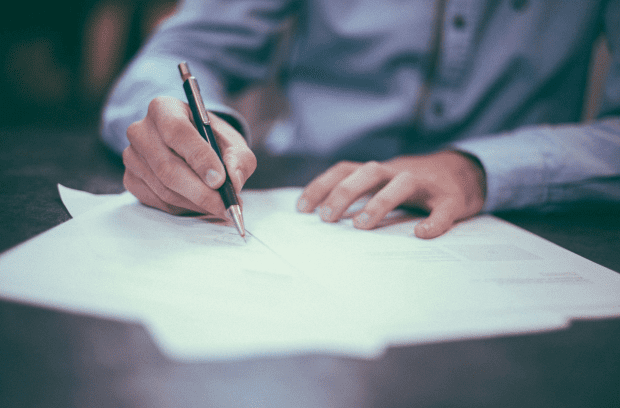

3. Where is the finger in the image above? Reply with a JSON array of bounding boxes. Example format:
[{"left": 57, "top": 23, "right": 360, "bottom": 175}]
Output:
[
  {"left": 297, "top": 161, "right": 359, "bottom": 213},
  {"left": 352, "top": 172, "right": 416, "bottom": 229},
  {"left": 124, "top": 169, "right": 198, "bottom": 215},
  {"left": 148, "top": 97, "right": 228, "bottom": 190},
  {"left": 123, "top": 145, "right": 206, "bottom": 214},
  {"left": 319, "top": 161, "right": 392, "bottom": 222},
  {"left": 209, "top": 113, "right": 257, "bottom": 194},
  {"left": 128, "top": 105, "right": 227, "bottom": 217},
  {"left": 413, "top": 198, "right": 460, "bottom": 239}
]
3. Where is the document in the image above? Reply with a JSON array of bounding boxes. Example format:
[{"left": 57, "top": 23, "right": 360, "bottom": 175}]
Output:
[{"left": 0, "top": 186, "right": 619, "bottom": 361}]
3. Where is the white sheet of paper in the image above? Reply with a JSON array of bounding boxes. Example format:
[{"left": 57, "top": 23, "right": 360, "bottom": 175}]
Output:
[
  {"left": 1, "top": 186, "right": 619, "bottom": 361},
  {"left": 248, "top": 191, "right": 620, "bottom": 313},
  {"left": 58, "top": 184, "right": 119, "bottom": 217}
]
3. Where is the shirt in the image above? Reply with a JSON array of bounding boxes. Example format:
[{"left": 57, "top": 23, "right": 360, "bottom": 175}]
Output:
[{"left": 101, "top": 0, "right": 620, "bottom": 212}]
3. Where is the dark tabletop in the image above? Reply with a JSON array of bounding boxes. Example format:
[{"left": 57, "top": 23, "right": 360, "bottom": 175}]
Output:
[{"left": 1, "top": 127, "right": 619, "bottom": 408}]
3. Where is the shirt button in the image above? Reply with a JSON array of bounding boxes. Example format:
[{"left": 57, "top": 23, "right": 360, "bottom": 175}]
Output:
[
  {"left": 511, "top": 0, "right": 528, "bottom": 12},
  {"left": 452, "top": 14, "right": 466, "bottom": 30},
  {"left": 432, "top": 101, "right": 444, "bottom": 117}
]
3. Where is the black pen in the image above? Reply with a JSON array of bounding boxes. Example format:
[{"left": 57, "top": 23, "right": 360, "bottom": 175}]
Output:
[{"left": 178, "top": 62, "right": 245, "bottom": 239}]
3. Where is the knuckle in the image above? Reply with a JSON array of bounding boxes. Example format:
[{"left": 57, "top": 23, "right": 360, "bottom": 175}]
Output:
[
  {"left": 122, "top": 146, "right": 140, "bottom": 170},
  {"left": 147, "top": 96, "right": 173, "bottom": 116},
  {"left": 186, "top": 147, "right": 211, "bottom": 168},
  {"left": 121, "top": 147, "right": 132, "bottom": 166},
  {"left": 162, "top": 117, "right": 189, "bottom": 145},
  {"left": 334, "top": 160, "right": 357, "bottom": 174},
  {"left": 196, "top": 195, "right": 212, "bottom": 210},
  {"left": 126, "top": 121, "right": 143, "bottom": 144},
  {"left": 333, "top": 183, "right": 354, "bottom": 199},
  {"left": 158, "top": 187, "right": 180, "bottom": 205},
  {"left": 365, "top": 160, "right": 380, "bottom": 170},
  {"left": 153, "top": 159, "right": 178, "bottom": 185},
  {"left": 371, "top": 194, "right": 394, "bottom": 210},
  {"left": 241, "top": 150, "right": 257, "bottom": 172},
  {"left": 196, "top": 193, "right": 219, "bottom": 213},
  {"left": 395, "top": 171, "right": 417, "bottom": 188},
  {"left": 398, "top": 171, "right": 416, "bottom": 183},
  {"left": 226, "top": 144, "right": 256, "bottom": 168},
  {"left": 360, "top": 202, "right": 384, "bottom": 223},
  {"left": 362, "top": 160, "right": 385, "bottom": 176},
  {"left": 313, "top": 177, "right": 335, "bottom": 192},
  {"left": 122, "top": 171, "right": 134, "bottom": 192}
]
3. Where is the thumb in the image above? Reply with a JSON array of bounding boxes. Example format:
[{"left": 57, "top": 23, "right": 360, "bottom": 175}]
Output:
[{"left": 414, "top": 199, "right": 459, "bottom": 239}]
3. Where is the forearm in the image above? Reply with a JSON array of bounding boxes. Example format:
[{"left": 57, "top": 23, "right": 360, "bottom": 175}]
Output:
[
  {"left": 453, "top": 118, "right": 620, "bottom": 212},
  {"left": 100, "top": 0, "right": 294, "bottom": 154},
  {"left": 101, "top": 54, "right": 248, "bottom": 155}
]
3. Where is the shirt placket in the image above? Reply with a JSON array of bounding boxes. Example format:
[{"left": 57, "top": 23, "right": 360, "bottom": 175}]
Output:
[{"left": 420, "top": 0, "right": 484, "bottom": 130}]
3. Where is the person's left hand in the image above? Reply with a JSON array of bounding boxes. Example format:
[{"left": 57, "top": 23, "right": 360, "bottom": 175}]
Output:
[{"left": 296, "top": 150, "right": 486, "bottom": 239}]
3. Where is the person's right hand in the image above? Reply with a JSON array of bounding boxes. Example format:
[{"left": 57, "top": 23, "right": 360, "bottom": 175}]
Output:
[{"left": 122, "top": 96, "right": 256, "bottom": 218}]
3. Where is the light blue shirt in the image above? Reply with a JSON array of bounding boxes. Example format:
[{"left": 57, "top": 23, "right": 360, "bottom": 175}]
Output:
[{"left": 102, "top": 0, "right": 620, "bottom": 212}]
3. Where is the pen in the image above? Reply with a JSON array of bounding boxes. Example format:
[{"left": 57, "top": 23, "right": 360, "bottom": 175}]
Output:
[{"left": 178, "top": 62, "right": 245, "bottom": 239}]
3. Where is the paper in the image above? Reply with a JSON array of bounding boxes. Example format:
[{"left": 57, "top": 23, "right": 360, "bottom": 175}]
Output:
[
  {"left": 1, "top": 186, "right": 619, "bottom": 361},
  {"left": 58, "top": 184, "right": 119, "bottom": 217}
]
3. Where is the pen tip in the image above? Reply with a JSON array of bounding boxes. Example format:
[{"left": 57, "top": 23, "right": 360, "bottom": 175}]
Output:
[{"left": 227, "top": 205, "right": 246, "bottom": 240}]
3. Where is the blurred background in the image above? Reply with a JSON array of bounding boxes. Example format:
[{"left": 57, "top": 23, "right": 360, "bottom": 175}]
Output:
[
  {"left": 0, "top": 0, "right": 177, "bottom": 128},
  {"left": 0, "top": 1, "right": 610, "bottom": 132}
]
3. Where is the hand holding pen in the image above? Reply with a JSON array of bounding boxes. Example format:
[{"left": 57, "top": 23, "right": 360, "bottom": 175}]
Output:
[
  {"left": 121, "top": 66, "right": 256, "bottom": 235},
  {"left": 179, "top": 62, "right": 245, "bottom": 237}
]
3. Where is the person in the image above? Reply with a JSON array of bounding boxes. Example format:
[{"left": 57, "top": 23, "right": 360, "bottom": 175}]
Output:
[{"left": 101, "top": 0, "right": 620, "bottom": 239}]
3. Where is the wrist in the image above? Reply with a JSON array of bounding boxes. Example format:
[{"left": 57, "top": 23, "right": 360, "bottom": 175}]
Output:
[{"left": 449, "top": 149, "right": 487, "bottom": 202}]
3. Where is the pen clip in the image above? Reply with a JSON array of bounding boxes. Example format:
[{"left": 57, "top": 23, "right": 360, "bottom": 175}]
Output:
[{"left": 178, "top": 62, "right": 211, "bottom": 126}]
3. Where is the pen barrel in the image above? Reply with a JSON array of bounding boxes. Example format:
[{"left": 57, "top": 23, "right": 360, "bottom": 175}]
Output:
[
  {"left": 200, "top": 118, "right": 225, "bottom": 167},
  {"left": 218, "top": 175, "right": 239, "bottom": 209},
  {"left": 183, "top": 80, "right": 240, "bottom": 209}
]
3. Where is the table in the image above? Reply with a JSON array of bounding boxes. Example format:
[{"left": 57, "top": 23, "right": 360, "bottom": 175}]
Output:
[{"left": 1, "top": 127, "right": 619, "bottom": 407}]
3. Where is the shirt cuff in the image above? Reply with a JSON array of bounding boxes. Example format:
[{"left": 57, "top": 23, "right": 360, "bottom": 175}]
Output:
[{"left": 451, "top": 128, "right": 555, "bottom": 212}]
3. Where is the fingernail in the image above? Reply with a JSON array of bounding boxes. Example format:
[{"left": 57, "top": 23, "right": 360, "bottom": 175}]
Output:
[
  {"left": 354, "top": 212, "right": 370, "bottom": 228},
  {"left": 206, "top": 169, "right": 222, "bottom": 188},
  {"left": 417, "top": 222, "right": 431, "bottom": 236},
  {"left": 320, "top": 206, "right": 333, "bottom": 221},
  {"left": 297, "top": 197, "right": 310, "bottom": 212}
]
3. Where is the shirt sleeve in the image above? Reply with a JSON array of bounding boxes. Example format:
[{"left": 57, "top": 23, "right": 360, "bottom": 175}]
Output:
[
  {"left": 100, "top": 0, "right": 295, "bottom": 155},
  {"left": 453, "top": 119, "right": 620, "bottom": 212},
  {"left": 453, "top": 0, "right": 620, "bottom": 212}
]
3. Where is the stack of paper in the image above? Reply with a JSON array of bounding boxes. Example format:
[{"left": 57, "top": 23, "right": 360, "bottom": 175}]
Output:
[{"left": 0, "top": 185, "right": 618, "bottom": 361}]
